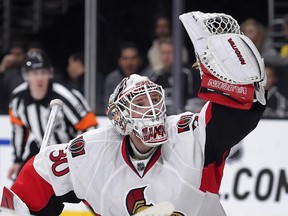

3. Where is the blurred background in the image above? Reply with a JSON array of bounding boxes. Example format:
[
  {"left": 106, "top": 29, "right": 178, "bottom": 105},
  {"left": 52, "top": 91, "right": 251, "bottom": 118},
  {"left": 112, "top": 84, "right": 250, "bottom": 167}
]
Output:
[
  {"left": 0, "top": 0, "right": 288, "bottom": 117},
  {"left": 0, "top": 0, "right": 273, "bottom": 71},
  {"left": 0, "top": 0, "right": 288, "bottom": 115}
]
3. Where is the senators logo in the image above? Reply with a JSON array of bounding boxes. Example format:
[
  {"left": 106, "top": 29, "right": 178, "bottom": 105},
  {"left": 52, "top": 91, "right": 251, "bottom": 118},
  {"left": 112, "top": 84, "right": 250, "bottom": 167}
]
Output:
[
  {"left": 177, "top": 114, "right": 193, "bottom": 134},
  {"left": 126, "top": 186, "right": 184, "bottom": 216},
  {"left": 69, "top": 136, "right": 86, "bottom": 158}
]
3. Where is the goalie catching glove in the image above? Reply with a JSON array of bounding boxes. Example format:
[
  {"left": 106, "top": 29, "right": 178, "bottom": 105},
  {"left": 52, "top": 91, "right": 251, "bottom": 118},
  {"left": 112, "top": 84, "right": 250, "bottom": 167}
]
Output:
[{"left": 179, "top": 11, "right": 266, "bottom": 110}]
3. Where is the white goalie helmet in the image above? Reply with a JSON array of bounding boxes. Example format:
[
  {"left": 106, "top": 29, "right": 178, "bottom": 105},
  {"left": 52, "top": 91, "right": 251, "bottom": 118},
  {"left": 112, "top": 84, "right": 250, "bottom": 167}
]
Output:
[{"left": 106, "top": 74, "right": 167, "bottom": 147}]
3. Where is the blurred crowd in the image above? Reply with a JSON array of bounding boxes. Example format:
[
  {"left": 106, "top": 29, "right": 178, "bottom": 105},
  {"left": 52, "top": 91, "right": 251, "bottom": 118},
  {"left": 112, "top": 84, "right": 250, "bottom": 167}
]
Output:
[{"left": 1, "top": 14, "right": 288, "bottom": 119}]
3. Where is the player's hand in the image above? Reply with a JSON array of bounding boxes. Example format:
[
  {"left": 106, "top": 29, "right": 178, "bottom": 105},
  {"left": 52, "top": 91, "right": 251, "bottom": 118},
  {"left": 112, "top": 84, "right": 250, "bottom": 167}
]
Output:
[{"left": 7, "top": 163, "right": 21, "bottom": 180}]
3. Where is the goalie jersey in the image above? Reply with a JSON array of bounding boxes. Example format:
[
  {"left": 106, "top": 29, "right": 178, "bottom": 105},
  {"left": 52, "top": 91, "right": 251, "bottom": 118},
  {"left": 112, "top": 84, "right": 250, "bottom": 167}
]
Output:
[{"left": 11, "top": 101, "right": 265, "bottom": 216}]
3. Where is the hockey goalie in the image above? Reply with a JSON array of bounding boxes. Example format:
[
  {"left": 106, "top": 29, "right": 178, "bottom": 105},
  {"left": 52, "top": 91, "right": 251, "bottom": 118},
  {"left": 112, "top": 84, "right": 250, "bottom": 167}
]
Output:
[{"left": 1, "top": 11, "right": 266, "bottom": 216}]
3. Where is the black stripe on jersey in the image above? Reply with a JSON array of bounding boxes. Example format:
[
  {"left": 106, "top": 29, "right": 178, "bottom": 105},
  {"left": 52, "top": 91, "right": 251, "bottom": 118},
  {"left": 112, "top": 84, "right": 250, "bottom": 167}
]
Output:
[
  {"left": 12, "top": 126, "right": 28, "bottom": 162},
  {"left": 52, "top": 84, "right": 84, "bottom": 120},
  {"left": 70, "top": 89, "right": 91, "bottom": 117},
  {"left": 50, "top": 83, "right": 87, "bottom": 128},
  {"left": 204, "top": 102, "right": 265, "bottom": 167},
  {"left": 71, "top": 89, "right": 89, "bottom": 110},
  {"left": 24, "top": 103, "right": 31, "bottom": 130},
  {"left": 61, "top": 114, "right": 76, "bottom": 140},
  {"left": 60, "top": 95, "right": 83, "bottom": 120},
  {"left": 36, "top": 104, "right": 45, "bottom": 138},
  {"left": 15, "top": 95, "right": 22, "bottom": 111},
  {"left": 54, "top": 131, "right": 61, "bottom": 144},
  {"left": 12, "top": 90, "right": 27, "bottom": 111}
]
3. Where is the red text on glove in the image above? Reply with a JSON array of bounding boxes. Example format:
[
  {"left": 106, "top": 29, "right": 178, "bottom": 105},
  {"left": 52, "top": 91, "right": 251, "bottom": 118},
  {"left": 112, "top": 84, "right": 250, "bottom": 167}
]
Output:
[
  {"left": 208, "top": 79, "right": 247, "bottom": 94},
  {"left": 228, "top": 38, "right": 246, "bottom": 65}
]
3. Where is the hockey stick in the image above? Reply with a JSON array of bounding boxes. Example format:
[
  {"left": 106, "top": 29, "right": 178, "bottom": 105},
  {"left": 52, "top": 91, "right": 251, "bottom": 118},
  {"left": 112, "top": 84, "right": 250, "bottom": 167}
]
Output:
[
  {"left": 0, "top": 100, "right": 63, "bottom": 215},
  {"left": 40, "top": 99, "right": 63, "bottom": 151},
  {"left": 134, "top": 202, "right": 174, "bottom": 216}
]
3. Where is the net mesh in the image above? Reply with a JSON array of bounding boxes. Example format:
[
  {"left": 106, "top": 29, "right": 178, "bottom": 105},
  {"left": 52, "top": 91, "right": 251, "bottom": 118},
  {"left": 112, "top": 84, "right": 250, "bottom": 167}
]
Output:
[{"left": 204, "top": 15, "right": 241, "bottom": 35}]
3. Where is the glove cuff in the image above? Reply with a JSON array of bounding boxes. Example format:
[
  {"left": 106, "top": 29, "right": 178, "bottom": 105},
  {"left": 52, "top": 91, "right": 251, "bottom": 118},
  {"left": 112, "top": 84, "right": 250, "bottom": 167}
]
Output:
[{"left": 199, "top": 67, "right": 255, "bottom": 110}]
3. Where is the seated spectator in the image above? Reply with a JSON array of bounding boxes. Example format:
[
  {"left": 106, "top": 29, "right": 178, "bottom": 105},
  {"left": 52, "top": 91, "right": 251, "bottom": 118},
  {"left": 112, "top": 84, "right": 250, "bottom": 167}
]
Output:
[
  {"left": 0, "top": 40, "right": 26, "bottom": 114},
  {"left": 0, "top": 41, "right": 25, "bottom": 73},
  {"left": 262, "top": 63, "right": 288, "bottom": 119},
  {"left": 241, "top": 18, "right": 288, "bottom": 67},
  {"left": 153, "top": 38, "right": 201, "bottom": 115},
  {"left": 104, "top": 42, "right": 155, "bottom": 106},
  {"left": 65, "top": 52, "right": 85, "bottom": 94},
  {"left": 147, "top": 15, "right": 189, "bottom": 71},
  {"left": 53, "top": 51, "right": 105, "bottom": 115},
  {"left": 280, "top": 14, "right": 288, "bottom": 58}
]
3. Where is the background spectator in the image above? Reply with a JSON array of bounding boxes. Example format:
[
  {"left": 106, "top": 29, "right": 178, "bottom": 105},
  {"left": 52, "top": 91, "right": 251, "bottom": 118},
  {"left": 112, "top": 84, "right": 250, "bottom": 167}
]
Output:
[
  {"left": 0, "top": 40, "right": 26, "bottom": 114},
  {"left": 147, "top": 15, "right": 189, "bottom": 72},
  {"left": 104, "top": 42, "right": 155, "bottom": 107},
  {"left": 65, "top": 52, "right": 85, "bottom": 94},
  {"left": 262, "top": 63, "right": 288, "bottom": 119},
  {"left": 241, "top": 18, "right": 288, "bottom": 67},
  {"left": 0, "top": 40, "right": 26, "bottom": 73},
  {"left": 53, "top": 51, "right": 105, "bottom": 115},
  {"left": 280, "top": 14, "right": 288, "bottom": 58},
  {"left": 153, "top": 38, "right": 201, "bottom": 115}
]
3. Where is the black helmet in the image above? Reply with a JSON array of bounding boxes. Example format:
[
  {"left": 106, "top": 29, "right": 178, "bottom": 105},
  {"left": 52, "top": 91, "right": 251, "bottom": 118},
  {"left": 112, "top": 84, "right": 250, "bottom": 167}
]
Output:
[{"left": 22, "top": 50, "right": 52, "bottom": 73}]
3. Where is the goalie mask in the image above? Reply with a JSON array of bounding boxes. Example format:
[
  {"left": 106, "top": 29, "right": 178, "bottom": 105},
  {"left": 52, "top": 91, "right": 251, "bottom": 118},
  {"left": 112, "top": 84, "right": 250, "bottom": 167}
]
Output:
[
  {"left": 179, "top": 11, "right": 266, "bottom": 109},
  {"left": 107, "top": 74, "right": 167, "bottom": 147}
]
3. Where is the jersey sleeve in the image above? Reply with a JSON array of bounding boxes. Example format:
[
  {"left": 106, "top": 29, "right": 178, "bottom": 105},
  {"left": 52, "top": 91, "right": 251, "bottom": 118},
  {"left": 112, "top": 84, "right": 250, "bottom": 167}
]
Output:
[
  {"left": 9, "top": 116, "right": 28, "bottom": 162},
  {"left": 11, "top": 144, "right": 81, "bottom": 216},
  {"left": 55, "top": 84, "right": 98, "bottom": 131},
  {"left": 9, "top": 99, "right": 41, "bottom": 163},
  {"left": 197, "top": 100, "right": 266, "bottom": 193},
  {"left": 9, "top": 98, "right": 30, "bottom": 163}
]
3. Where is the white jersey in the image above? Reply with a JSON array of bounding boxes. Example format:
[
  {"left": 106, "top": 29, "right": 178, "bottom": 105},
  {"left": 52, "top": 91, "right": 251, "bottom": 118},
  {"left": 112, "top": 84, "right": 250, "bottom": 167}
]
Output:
[{"left": 11, "top": 101, "right": 265, "bottom": 216}]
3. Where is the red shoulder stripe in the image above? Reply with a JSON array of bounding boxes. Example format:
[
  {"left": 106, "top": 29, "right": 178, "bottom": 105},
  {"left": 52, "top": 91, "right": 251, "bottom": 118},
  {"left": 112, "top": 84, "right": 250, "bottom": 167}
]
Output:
[
  {"left": 11, "top": 157, "right": 55, "bottom": 212},
  {"left": 199, "top": 149, "right": 229, "bottom": 193}
]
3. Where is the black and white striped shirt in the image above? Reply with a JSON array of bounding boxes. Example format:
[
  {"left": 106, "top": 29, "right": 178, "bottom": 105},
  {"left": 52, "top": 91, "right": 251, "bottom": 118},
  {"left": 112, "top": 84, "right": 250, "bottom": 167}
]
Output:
[{"left": 9, "top": 81, "right": 98, "bottom": 162}]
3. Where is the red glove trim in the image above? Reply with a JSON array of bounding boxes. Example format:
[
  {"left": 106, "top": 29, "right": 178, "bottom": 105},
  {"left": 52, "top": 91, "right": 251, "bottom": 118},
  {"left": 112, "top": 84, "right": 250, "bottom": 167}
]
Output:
[{"left": 199, "top": 64, "right": 254, "bottom": 110}]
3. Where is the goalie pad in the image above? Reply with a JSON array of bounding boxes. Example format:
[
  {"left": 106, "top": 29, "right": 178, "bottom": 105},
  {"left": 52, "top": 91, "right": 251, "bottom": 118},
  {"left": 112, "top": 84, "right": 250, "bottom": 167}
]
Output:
[
  {"left": 179, "top": 11, "right": 266, "bottom": 108},
  {"left": 1, "top": 187, "right": 30, "bottom": 215}
]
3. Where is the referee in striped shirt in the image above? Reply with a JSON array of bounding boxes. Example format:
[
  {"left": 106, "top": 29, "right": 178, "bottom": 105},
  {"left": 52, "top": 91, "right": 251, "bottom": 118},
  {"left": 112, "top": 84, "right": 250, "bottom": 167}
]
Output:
[{"left": 7, "top": 50, "right": 98, "bottom": 180}]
